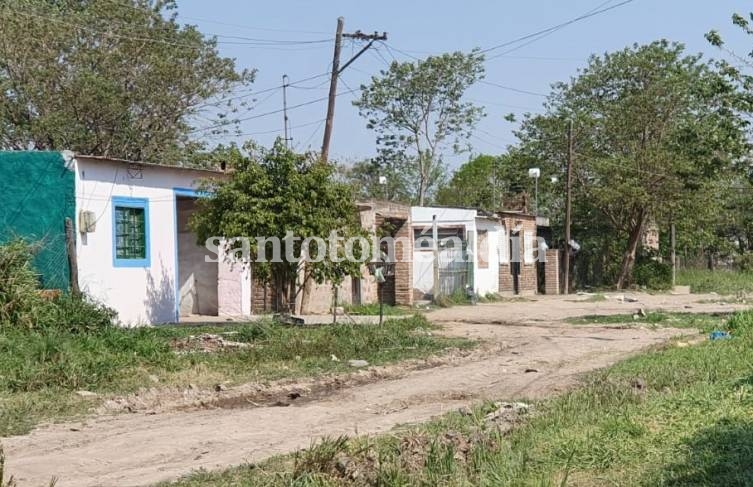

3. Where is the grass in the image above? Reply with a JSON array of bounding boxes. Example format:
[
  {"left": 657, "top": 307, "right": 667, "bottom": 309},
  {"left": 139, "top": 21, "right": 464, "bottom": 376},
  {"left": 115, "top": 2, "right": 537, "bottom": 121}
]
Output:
[
  {"left": 169, "top": 310, "right": 753, "bottom": 487},
  {"left": 341, "top": 303, "right": 409, "bottom": 316},
  {"left": 677, "top": 269, "right": 753, "bottom": 295},
  {"left": 567, "top": 311, "right": 730, "bottom": 333},
  {"left": 0, "top": 316, "right": 471, "bottom": 437}
]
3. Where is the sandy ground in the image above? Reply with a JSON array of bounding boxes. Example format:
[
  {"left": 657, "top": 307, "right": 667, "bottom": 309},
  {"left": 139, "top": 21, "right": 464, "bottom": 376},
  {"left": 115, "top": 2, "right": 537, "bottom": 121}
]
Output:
[{"left": 3, "top": 292, "right": 745, "bottom": 486}]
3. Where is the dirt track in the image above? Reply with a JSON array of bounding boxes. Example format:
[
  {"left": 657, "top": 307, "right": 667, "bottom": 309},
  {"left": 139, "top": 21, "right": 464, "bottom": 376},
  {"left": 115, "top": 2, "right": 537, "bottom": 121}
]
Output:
[{"left": 3, "top": 293, "right": 743, "bottom": 486}]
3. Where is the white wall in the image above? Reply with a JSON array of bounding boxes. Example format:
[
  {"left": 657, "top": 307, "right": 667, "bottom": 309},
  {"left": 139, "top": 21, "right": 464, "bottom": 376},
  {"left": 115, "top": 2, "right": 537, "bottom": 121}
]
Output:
[
  {"left": 411, "top": 207, "right": 478, "bottom": 297},
  {"left": 475, "top": 218, "right": 501, "bottom": 296},
  {"left": 74, "top": 157, "right": 224, "bottom": 325}
]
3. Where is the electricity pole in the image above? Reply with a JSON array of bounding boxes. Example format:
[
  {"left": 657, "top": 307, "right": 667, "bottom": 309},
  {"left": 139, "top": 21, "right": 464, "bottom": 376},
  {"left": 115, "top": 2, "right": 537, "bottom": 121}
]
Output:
[
  {"left": 282, "top": 74, "right": 291, "bottom": 148},
  {"left": 320, "top": 17, "right": 387, "bottom": 163},
  {"left": 563, "top": 119, "right": 574, "bottom": 295}
]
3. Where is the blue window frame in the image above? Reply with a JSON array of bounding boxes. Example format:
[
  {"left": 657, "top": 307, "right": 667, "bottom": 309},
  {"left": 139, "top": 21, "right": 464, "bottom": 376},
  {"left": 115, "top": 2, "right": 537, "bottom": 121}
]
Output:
[{"left": 112, "top": 196, "right": 151, "bottom": 268}]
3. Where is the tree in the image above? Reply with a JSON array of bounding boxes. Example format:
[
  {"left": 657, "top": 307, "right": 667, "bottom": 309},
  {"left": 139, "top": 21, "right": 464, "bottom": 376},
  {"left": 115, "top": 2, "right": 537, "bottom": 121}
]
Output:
[
  {"left": 516, "top": 41, "right": 746, "bottom": 288},
  {"left": 0, "top": 0, "right": 253, "bottom": 162},
  {"left": 354, "top": 51, "right": 485, "bottom": 206},
  {"left": 190, "top": 140, "right": 365, "bottom": 314},
  {"left": 339, "top": 154, "right": 417, "bottom": 204},
  {"left": 435, "top": 152, "right": 548, "bottom": 212}
]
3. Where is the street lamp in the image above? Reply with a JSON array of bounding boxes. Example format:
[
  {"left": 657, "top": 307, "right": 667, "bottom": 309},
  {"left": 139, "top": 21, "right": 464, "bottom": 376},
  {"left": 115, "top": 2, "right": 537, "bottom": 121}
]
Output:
[{"left": 528, "top": 167, "right": 541, "bottom": 215}]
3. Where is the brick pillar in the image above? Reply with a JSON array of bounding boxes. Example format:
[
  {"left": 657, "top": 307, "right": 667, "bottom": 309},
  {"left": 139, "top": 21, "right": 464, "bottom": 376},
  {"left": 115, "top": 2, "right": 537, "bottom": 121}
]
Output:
[
  {"left": 544, "top": 249, "right": 560, "bottom": 295},
  {"left": 393, "top": 221, "right": 413, "bottom": 306}
]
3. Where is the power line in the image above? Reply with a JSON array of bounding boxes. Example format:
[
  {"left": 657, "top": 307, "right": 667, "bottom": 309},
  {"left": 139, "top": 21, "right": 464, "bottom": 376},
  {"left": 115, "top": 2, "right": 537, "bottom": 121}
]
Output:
[
  {"left": 480, "top": 80, "right": 548, "bottom": 97},
  {"left": 190, "top": 88, "right": 359, "bottom": 134},
  {"left": 479, "top": 0, "right": 635, "bottom": 55},
  {"left": 237, "top": 119, "right": 327, "bottom": 137},
  {"left": 0, "top": 5, "right": 329, "bottom": 50}
]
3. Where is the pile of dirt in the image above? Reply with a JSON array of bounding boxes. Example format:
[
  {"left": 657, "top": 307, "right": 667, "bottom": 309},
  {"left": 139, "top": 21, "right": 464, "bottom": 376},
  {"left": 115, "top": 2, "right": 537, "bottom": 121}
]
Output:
[{"left": 169, "top": 333, "right": 251, "bottom": 353}]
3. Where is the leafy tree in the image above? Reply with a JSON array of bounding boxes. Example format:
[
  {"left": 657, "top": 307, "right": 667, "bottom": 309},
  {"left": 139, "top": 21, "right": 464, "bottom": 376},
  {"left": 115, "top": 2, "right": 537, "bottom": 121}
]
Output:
[
  {"left": 354, "top": 51, "right": 485, "bottom": 206},
  {"left": 339, "top": 154, "right": 417, "bottom": 204},
  {"left": 0, "top": 0, "right": 253, "bottom": 162},
  {"left": 516, "top": 41, "right": 746, "bottom": 288},
  {"left": 191, "top": 140, "right": 365, "bottom": 313},
  {"left": 434, "top": 152, "right": 555, "bottom": 212}
]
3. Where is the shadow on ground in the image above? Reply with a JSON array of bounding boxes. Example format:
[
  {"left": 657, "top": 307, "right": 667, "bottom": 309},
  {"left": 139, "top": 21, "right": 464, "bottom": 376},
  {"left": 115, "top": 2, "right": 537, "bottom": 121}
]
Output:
[{"left": 656, "top": 418, "right": 753, "bottom": 486}]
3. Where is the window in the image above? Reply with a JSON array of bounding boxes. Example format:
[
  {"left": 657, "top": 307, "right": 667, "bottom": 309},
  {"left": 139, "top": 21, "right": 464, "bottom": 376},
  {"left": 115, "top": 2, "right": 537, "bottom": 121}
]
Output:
[
  {"left": 413, "top": 227, "right": 465, "bottom": 250},
  {"left": 112, "top": 196, "right": 150, "bottom": 267}
]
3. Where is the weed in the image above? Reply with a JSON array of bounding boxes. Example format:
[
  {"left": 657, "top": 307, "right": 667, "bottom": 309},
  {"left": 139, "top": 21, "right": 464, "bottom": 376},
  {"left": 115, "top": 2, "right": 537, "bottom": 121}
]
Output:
[
  {"left": 0, "top": 316, "right": 472, "bottom": 436},
  {"left": 677, "top": 269, "right": 753, "bottom": 295},
  {"left": 169, "top": 310, "right": 753, "bottom": 486},
  {"left": 342, "top": 303, "right": 408, "bottom": 316}
]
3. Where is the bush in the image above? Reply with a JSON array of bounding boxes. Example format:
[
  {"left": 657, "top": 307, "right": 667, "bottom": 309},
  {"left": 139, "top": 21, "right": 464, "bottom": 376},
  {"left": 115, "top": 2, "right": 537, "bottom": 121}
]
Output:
[
  {"left": 0, "top": 240, "right": 47, "bottom": 329},
  {"left": 633, "top": 257, "right": 672, "bottom": 290},
  {"left": 41, "top": 294, "right": 117, "bottom": 334},
  {"left": 0, "top": 240, "right": 116, "bottom": 332},
  {"left": 734, "top": 253, "right": 753, "bottom": 273}
]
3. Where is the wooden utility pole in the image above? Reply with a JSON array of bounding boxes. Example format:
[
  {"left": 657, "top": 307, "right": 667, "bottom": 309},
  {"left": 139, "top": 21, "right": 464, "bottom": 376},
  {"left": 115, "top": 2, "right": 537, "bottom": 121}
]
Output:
[
  {"left": 64, "top": 217, "right": 80, "bottom": 295},
  {"left": 563, "top": 119, "right": 574, "bottom": 295},
  {"left": 282, "top": 74, "right": 291, "bottom": 148},
  {"left": 320, "top": 17, "right": 345, "bottom": 163},
  {"left": 320, "top": 18, "right": 387, "bottom": 163}
]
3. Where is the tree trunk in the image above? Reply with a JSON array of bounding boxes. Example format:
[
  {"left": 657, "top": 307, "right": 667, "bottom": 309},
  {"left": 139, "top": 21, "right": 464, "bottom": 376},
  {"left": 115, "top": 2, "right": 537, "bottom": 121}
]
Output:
[
  {"left": 299, "top": 268, "right": 313, "bottom": 314},
  {"left": 616, "top": 214, "right": 646, "bottom": 289},
  {"left": 418, "top": 175, "right": 426, "bottom": 206}
]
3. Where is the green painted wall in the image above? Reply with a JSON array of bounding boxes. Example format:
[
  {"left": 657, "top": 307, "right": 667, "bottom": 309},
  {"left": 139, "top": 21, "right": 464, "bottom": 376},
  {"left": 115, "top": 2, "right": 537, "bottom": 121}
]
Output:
[{"left": 0, "top": 151, "right": 75, "bottom": 290}]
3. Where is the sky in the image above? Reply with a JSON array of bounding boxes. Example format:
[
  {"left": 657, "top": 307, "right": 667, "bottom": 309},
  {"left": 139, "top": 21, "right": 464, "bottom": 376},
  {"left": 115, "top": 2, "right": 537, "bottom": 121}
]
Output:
[{"left": 177, "top": 0, "right": 753, "bottom": 170}]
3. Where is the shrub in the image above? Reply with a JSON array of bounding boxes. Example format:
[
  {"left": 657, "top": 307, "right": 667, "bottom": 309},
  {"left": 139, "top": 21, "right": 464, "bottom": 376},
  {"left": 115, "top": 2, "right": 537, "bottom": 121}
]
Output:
[
  {"left": 734, "top": 253, "right": 753, "bottom": 273},
  {"left": 0, "top": 240, "right": 46, "bottom": 329},
  {"left": 41, "top": 294, "right": 117, "bottom": 334},
  {"left": 633, "top": 257, "right": 672, "bottom": 290},
  {"left": 727, "top": 310, "right": 753, "bottom": 335},
  {"left": 0, "top": 240, "right": 116, "bottom": 332}
]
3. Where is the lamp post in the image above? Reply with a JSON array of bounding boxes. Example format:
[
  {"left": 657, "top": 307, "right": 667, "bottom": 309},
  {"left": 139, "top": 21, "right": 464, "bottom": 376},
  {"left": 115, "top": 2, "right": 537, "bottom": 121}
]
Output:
[{"left": 528, "top": 167, "right": 541, "bottom": 215}]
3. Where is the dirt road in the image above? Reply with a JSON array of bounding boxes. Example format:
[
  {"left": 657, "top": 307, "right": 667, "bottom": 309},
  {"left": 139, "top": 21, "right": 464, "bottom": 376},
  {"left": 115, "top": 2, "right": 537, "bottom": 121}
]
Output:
[{"left": 3, "top": 293, "right": 740, "bottom": 486}]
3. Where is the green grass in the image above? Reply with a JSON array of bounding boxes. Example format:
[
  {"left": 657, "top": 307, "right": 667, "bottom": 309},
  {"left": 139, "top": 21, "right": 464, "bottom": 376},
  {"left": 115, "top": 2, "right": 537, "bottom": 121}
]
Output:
[
  {"left": 341, "top": 303, "right": 409, "bottom": 316},
  {"left": 0, "top": 316, "right": 471, "bottom": 437},
  {"left": 677, "top": 269, "right": 753, "bottom": 295},
  {"left": 567, "top": 311, "right": 730, "bottom": 333},
  {"left": 169, "top": 310, "right": 753, "bottom": 487}
]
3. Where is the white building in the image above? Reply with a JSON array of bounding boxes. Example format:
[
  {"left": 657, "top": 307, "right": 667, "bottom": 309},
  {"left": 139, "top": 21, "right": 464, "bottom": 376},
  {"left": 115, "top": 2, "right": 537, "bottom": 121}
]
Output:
[
  {"left": 410, "top": 206, "right": 502, "bottom": 299},
  {"left": 74, "top": 155, "right": 250, "bottom": 325}
]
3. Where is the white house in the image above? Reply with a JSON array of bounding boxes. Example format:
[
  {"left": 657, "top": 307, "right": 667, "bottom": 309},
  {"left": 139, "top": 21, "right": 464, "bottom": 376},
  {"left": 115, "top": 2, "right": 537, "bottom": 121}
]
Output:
[
  {"left": 410, "top": 206, "right": 502, "bottom": 299},
  {"left": 73, "top": 154, "right": 251, "bottom": 325}
]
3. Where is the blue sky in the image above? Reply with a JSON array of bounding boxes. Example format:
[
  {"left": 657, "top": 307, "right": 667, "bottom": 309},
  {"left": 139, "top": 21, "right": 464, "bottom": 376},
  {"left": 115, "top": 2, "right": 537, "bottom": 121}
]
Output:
[{"left": 178, "top": 0, "right": 753, "bottom": 170}]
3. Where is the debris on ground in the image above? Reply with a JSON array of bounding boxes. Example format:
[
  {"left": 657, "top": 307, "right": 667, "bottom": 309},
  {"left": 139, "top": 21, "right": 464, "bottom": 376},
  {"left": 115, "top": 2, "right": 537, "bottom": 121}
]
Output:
[
  {"left": 483, "top": 401, "right": 530, "bottom": 423},
  {"left": 170, "top": 333, "right": 252, "bottom": 353},
  {"left": 524, "top": 368, "right": 538, "bottom": 373},
  {"left": 348, "top": 359, "right": 370, "bottom": 368},
  {"left": 709, "top": 330, "right": 732, "bottom": 340},
  {"left": 75, "top": 390, "right": 98, "bottom": 398}
]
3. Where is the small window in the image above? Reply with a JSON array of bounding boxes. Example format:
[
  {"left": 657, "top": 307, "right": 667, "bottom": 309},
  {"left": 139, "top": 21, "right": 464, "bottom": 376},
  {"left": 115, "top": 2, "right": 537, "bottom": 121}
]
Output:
[{"left": 112, "top": 197, "right": 150, "bottom": 267}]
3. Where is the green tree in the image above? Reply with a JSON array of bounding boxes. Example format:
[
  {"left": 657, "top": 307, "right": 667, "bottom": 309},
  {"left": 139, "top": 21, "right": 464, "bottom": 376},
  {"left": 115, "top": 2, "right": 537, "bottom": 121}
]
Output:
[
  {"left": 516, "top": 41, "right": 746, "bottom": 288},
  {"left": 339, "top": 153, "right": 417, "bottom": 204},
  {"left": 191, "top": 140, "right": 365, "bottom": 313},
  {"left": 354, "top": 51, "right": 485, "bottom": 206},
  {"left": 0, "top": 0, "right": 253, "bottom": 162}
]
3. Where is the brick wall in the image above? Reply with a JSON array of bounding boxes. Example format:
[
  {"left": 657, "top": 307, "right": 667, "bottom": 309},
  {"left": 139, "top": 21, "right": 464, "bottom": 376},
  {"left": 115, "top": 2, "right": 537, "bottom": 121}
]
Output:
[
  {"left": 392, "top": 219, "right": 413, "bottom": 306},
  {"left": 498, "top": 213, "right": 538, "bottom": 295},
  {"left": 544, "top": 249, "right": 560, "bottom": 295}
]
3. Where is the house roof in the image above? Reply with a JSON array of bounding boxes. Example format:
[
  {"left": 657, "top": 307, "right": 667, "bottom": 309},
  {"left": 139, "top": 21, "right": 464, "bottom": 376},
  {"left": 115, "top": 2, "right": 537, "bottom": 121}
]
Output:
[{"left": 75, "top": 154, "right": 226, "bottom": 175}]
